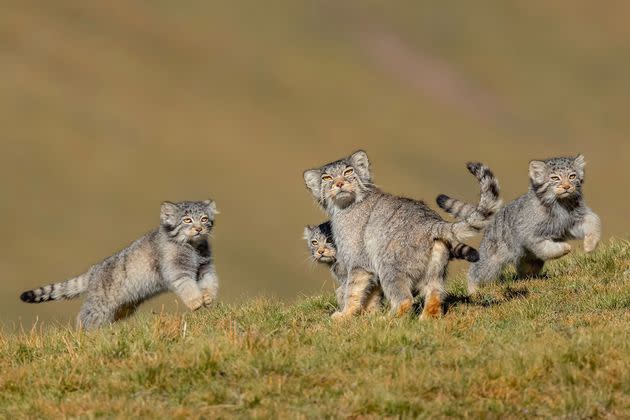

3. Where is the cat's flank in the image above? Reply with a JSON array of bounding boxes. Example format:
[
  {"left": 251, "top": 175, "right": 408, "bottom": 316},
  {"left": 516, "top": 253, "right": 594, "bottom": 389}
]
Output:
[
  {"left": 303, "top": 151, "right": 500, "bottom": 320},
  {"left": 20, "top": 200, "right": 220, "bottom": 330},
  {"left": 438, "top": 155, "right": 601, "bottom": 293}
]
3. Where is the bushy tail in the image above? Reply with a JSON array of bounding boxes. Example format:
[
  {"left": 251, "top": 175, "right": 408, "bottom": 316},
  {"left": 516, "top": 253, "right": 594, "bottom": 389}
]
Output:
[
  {"left": 20, "top": 274, "right": 88, "bottom": 303},
  {"left": 450, "top": 242, "right": 479, "bottom": 262},
  {"left": 436, "top": 162, "right": 502, "bottom": 228}
]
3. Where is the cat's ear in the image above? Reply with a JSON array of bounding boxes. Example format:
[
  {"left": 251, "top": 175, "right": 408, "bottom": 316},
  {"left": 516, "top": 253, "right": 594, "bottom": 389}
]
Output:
[
  {"left": 203, "top": 199, "right": 219, "bottom": 215},
  {"left": 160, "top": 201, "right": 180, "bottom": 225},
  {"left": 528, "top": 160, "right": 547, "bottom": 184},
  {"left": 303, "top": 225, "right": 314, "bottom": 240},
  {"left": 303, "top": 169, "right": 322, "bottom": 197},
  {"left": 573, "top": 154, "right": 586, "bottom": 175},
  {"left": 349, "top": 150, "right": 371, "bottom": 182}
]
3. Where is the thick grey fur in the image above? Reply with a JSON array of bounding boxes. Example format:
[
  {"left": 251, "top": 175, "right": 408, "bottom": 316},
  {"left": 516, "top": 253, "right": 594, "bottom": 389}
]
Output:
[
  {"left": 304, "top": 221, "right": 480, "bottom": 311},
  {"left": 439, "top": 155, "right": 601, "bottom": 293},
  {"left": 20, "top": 200, "right": 220, "bottom": 330},
  {"left": 303, "top": 151, "right": 499, "bottom": 319}
]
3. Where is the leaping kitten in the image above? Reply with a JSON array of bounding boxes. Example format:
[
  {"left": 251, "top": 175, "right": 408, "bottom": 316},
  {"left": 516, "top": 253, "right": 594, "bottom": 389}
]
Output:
[
  {"left": 20, "top": 200, "right": 220, "bottom": 330},
  {"left": 437, "top": 155, "right": 601, "bottom": 293}
]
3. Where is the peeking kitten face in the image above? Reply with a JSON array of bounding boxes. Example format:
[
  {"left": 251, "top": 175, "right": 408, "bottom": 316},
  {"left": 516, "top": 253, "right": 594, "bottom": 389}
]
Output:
[
  {"left": 304, "top": 222, "right": 337, "bottom": 264},
  {"left": 303, "top": 150, "right": 373, "bottom": 210},
  {"left": 529, "top": 155, "right": 585, "bottom": 202},
  {"left": 160, "top": 200, "right": 218, "bottom": 243}
]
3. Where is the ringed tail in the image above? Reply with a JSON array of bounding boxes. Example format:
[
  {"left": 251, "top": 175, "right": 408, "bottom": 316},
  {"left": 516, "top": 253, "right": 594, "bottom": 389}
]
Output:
[
  {"left": 20, "top": 274, "right": 88, "bottom": 303},
  {"left": 436, "top": 161, "right": 502, "bottom": 228},
  {"left": 450, "top": 242, "right": 479, "bottom": 262}
]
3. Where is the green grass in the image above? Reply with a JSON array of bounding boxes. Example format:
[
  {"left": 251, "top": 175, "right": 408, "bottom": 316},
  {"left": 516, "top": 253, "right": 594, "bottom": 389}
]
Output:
[{"left": 1, "top": 240, "right": 629, "bottom": 418}]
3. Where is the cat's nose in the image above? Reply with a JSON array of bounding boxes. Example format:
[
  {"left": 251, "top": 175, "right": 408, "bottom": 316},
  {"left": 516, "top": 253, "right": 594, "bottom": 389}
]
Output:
[
  {"left": 335, "top": 180, "right": 345, "bottom": 188},
  {"left": 317, "top": 248, "right": 325, "bottom": 255},
  {"left": 562, "top": 183, "right": 571, "bottom": 190},
  {"left": 195, "top": 227, "right": 203, "bottom": 232}
]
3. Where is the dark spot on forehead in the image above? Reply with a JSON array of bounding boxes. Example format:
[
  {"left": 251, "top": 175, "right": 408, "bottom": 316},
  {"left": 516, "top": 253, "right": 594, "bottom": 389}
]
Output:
[{"left": 545, "top": 157, "right": 576, "bottom": 171}]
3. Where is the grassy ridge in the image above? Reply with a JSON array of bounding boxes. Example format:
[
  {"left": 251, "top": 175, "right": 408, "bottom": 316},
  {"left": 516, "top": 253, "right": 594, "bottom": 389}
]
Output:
[{"left": 1, "top": 240, "right": 629, "bottom": 418}]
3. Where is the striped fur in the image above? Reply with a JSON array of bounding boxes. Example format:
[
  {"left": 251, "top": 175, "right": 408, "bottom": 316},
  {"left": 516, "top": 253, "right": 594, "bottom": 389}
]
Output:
[
  {"left": 20, "top": 274, "right": 88, "bottom": 303},
  {"left": 436, "top": 162, "right": 502, "bottom": 228},
  {"left": 450, "top": 242, "right": 479, "bottom": 262},
  {"left": 19, "top": 200, "right": 220, "bottom": 330}
]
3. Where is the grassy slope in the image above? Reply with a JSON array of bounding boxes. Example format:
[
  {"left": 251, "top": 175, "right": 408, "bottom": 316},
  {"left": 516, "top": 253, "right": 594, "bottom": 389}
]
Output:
[{"left": 1, "top": 241, "right": 628, "bottom": 418}]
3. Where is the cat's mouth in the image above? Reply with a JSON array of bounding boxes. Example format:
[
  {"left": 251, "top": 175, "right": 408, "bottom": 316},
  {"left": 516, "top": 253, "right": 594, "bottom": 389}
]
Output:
[
  {"left": 333, "top": 191, "right": 356, "bottom": 209},
  {"left": 316, "top": 255, "right": 336, "bottom": 263}
]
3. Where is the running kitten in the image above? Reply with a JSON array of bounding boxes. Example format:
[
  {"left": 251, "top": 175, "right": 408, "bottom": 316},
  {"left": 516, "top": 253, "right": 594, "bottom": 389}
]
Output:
[
  {"left": 438, "top": 155, "right": 601, "bottom": 293},
  {"left": 20, "top": 200, "right": 220, "bottom": 330},
  {"left": 303, "top": 151, "right": 499, "bottom": 320}
]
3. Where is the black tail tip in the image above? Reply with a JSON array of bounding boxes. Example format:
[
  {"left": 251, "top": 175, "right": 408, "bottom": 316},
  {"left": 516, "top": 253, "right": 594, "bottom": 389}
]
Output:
[
  {"left": 466, "top": 162, "right": 483, "bottom": 175},
  {"left": 436, "top": 194, "right": 450, "bottom": 207},
  {"left": 20, "top": 291, "right": 36, "bottom": 303},
  {"left": 466, "top": 249, "right": 480, "bottom": 262}
]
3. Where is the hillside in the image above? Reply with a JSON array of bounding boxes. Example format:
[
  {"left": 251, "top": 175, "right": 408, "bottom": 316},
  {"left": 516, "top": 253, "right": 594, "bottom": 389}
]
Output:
[{"left": 1, "top": 241, "right": 628, "bottom": 417}]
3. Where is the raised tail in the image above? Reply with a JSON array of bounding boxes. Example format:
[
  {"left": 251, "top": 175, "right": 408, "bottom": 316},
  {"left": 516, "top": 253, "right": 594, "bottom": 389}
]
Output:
[
  {"left": 20, "top": 274, "right": 88, "bottom": 303},
  {"left": 436, "top": 161, "right": 502, "bottom": 228}
]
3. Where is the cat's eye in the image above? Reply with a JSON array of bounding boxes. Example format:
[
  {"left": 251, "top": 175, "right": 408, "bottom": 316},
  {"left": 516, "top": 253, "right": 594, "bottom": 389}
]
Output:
[
  {"left": 201, "top": 216, "right": 209, "bottom": 223},
  {"left": 550, "top": 175, "right": 560, "bottom": 181},
  {"left": 183, "top": 218, "right": 193, "bottom": 224},
  {"left": 321, "top": 174, "right": 333, "bottom": 182},
  {"left": 311, "top": 240, "right": 318, "bottom": 246},
  {"left": 569, "top": 174, "right": 576, "bottom": 180},
  {"left": 343, "top": 168, "right": 354, "bottom": 176}
]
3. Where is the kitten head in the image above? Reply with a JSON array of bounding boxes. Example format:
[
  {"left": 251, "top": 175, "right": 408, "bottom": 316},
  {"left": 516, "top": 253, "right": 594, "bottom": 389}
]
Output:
[
  {"left": 303, "top": 222, "right": 337, "bottom": 264},
  {"left": 303, "top": 150, "right": 373, "bottom": 210},
  {"left": 160, "top": 199, "right": 218, "bottom": 243},
  {"left": 529, "top": 155, "right": 585, "bottom": 203}
]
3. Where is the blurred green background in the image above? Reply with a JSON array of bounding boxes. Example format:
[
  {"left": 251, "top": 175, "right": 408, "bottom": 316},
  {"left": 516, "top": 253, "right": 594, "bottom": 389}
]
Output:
[{"left": 2, "top": 0, "right": 628, "bottom": 328}]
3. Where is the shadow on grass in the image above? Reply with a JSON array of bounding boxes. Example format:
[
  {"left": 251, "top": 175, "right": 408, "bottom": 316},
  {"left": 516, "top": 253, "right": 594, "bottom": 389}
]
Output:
[{"left": 435, "top": 285, "right": 530, "bottom": 315}]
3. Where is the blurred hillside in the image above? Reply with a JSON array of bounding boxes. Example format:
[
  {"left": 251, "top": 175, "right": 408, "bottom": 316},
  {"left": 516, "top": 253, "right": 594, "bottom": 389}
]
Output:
[{"left": 1, "top": 0, "right": 629, "bottom": 327}]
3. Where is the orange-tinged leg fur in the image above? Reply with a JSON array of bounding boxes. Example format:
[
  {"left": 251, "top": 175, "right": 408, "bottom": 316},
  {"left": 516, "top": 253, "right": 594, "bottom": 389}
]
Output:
[
  {"left": 364, "top": 286, "right": 383, "bottom": 314},
  {"left": 420, "top": 240, "right": 449, "bottom": 320},
  {"left": 332, "top": 268, "right": 373, "bottom": 321}
]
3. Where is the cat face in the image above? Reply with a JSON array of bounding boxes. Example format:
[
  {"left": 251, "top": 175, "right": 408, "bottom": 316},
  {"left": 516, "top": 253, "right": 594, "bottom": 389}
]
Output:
[
  {"left": 160, "top": 200, "right": 218, "bottom": 243},
  {"left": 303, "top": 150, "right": 372, "bottom": 210},
  {"left": 304, "top": 223, "right": 337, "bottom": 264},
  {"left": 529, "top": 155, "right": 585, "bottom": 202}
]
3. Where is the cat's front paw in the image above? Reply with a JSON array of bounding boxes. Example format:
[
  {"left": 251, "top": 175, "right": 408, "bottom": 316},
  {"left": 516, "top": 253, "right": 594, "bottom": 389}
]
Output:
[
  {"left": 584, "top": 234, "right": 599, "bottom": 253},
  {"left": 558, "top": 242, "right": 572, "bottom": 257},
  {"left": 331, "top": 311, "right": 347, "bottom": 321},
  {"left": 185, "top": 297, "right": 204, "bottom": 311},
  {"left": 201, "top": 290, "right": 216, "bottom": 307}
]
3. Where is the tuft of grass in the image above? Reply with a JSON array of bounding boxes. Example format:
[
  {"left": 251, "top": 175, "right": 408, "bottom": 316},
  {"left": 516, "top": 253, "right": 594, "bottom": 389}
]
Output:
[{"left": 1, "top": 241, "right": 629, "bottom": 417}]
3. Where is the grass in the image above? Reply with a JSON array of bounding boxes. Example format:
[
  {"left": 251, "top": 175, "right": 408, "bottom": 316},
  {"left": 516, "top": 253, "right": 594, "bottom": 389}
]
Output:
[{"left": 1, "top": 240, "right": 628, "bottom": 418}]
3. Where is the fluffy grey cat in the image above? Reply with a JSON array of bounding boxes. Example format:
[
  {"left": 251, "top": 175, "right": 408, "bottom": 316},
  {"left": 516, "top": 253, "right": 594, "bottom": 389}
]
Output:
[
  {"left": 304, "top": 222, "right": 481, "bottom": 309},
  {"left": 438, "top": 155, "right": 601, "bottom": 293},
  {"left": 20, "top": 200, "right": 220, "bottom": 330},
  {"left": 303, "top": 151, "right": 500, "bottom": 320}
]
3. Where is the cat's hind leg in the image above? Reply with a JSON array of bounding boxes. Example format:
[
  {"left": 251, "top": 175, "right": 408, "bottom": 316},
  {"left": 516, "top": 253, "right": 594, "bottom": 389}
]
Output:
[
  {"left": 76, "top": 299, "right": 116, "bottom": 330},
  {"left": 420, "top": 240, "right": 450, "bottom": 320},
  {"left": 467, "top": 249, "right": 511, "bottom": 294}
]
